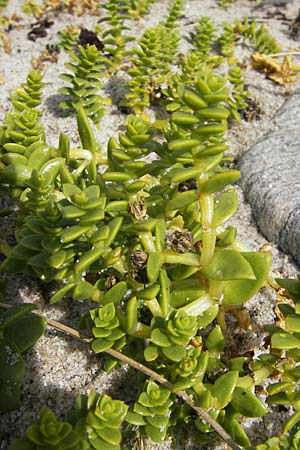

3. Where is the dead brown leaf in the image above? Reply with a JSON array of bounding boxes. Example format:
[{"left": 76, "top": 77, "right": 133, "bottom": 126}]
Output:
[
  {"left": 31, "top": 49, "right": 59, "bottom": 71},
  {"left": 0, "top": 31, "right": 11, "bottom": 53},
  {"left": 251, "top": 52, "right": 300, "bottom": 85},
  {"left": 44, "top": 0, "right": 100, "bottom": 15}
]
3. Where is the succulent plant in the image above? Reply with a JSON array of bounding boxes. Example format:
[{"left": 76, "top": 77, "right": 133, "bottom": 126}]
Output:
[
  {"left": 89, "top": 303, "right": 126, "bottom": 353},
  {"left": 126, "top": 380, "right": 173, "bottom": 443},
  {"left": 58, "top": 25, "right": 80, "bottom": 52},
  {"left": 228, "top": 66, "right": 252, "bottom": 121},
  {"left": 59, "top": 45, "right": 110, "bottom": 123},
  {"left": 241, "top": 18, "right": 282, "bottom": 54},
  {"left": 8, "top": 406, "right": 80, "bottom": 450},
  {"left": 68, "top": 390, "right": 128, "bottom": 450}
]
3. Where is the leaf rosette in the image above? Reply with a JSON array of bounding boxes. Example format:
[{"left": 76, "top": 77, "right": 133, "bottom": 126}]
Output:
[
  {"left": 26, "top": 406, "right": 79, "bottom": 449},
  {"left": 175, "top": 347, "right": 202, "bottom": 378},
  {"left": 151, "top": 310, "right": 199, "bottom": 347},
  {"left": 90, "top": 303, "right": 125, "bottom": 353},
  {"left": 127, "top": 381, "right": 173, "bottom": 443}
]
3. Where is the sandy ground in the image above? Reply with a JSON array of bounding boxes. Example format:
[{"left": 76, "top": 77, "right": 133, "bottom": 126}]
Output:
[{"left": 1, "top": 0, "right": 300, "bottom": 449}]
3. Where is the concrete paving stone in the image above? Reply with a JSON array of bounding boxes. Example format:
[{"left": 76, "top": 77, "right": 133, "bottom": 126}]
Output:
[{"left": 238, "top": 92, "right": 300, "bottom": 264}]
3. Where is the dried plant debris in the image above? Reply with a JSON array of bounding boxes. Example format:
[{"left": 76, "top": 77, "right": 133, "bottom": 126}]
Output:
[
  {"left": 78, "top": 28, "right": 104, "bottom": 51},
  {"left": 27, "top": 18, "right": 54, "bottom": 41},
  {"left": 251, "top": 52, "right": 300, "bottom": 84},
  {"left": 240, "top": 96, "right": 262, "bottom": 121},
  {"left": 0, "top": 29, "right": 11, "bottom": 53},
  {"left": 32, "top": 46, "right": 60, "bottom": 70},
  {"left": 43, "top": 0, "right": 100, "bottom": 15}
]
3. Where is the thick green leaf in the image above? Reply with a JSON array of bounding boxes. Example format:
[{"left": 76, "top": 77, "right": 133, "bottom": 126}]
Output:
[
  {"left": 162, "top": 345, "right": 186, "bottom": 362},
  {"left": 89, "top": 437, "right": 117, "bottom": 450},
  {"left": 223, "top": 252, "right": 272, "bottom": 305},
  {"left": 201, "top": 171, "right": 240, "bottom": 193},
  {"left": 271, "top": 330, "right": 300, "bottom": 349},
  {"left": 147, "top": 252, "right": 164, "bottom": 284},
  {"left": 73, "top": 280, "right": 96, "bottom": 301},
  {"left": 0, "top": 304, "right": 34, "bottom": 331},
  {"left": 4, "top": 315, "right": 45, "bottom": 353},
  {"left": 145, "top": 423, "right": 166, "bottom": 443},
  {"left": 286, "top": 314, "right": 300, "bottom": 332},
  {"left": 96, "top": 427, "right": 121, "bottom": 445},
  {"left": 0, "top": 381, "right": 21, "bottom": 413},
  {"left": 151, "top": 328, "right": 172, "bottom": 347},
  {"left": 125, "top": 411, "right": 146, "bottom": 426},
  {"left": 92, "top": 338, "right": 113, "bottom": 353},
  {"left": 165, "top": 190, "right": 198, "bottom": 211},
  {"left": 201, "top": 249, "right": 256, "bottom": 281},
  {"left": 50, "top": 283, "right": 76, "bottom": 304},
  {"left": 275, "top": 278, "right": 300, "bottom": 302},
  {"left": 221, "top": 414, "right": 251, "bottom": 447},
  {"left": 231, "top": 386, "right": 268, "bottom": 417},
  {"left": 0, "top": 338, "right": 24, "bottom": 383},
  {"left": 211, "top": 371, "right": 238, "bottom": 409},
  {"left": 212, "top": 189, "right": 238, "bottom": 227},
  {"left": 206, "top": 325, "right": 224, "bottom": 353},
  {"left": 7, "top": 437, "right": 36, "bottom": 450},
  {"left": 144, "top": 345, "right": 159, "bottom": 362},
  {"left": 102, "top": 281, "right": 128, "bottom": 305}
]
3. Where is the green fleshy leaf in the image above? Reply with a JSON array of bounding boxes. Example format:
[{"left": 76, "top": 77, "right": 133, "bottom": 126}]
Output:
[
  {"left": 125, "top": 411, "right": 146, "bottom": 426},
  {"left": 285, "top": 314, "right": 300, "bottom": 332},
  {"left": 200, "top": 170, "right": 240, "bottom": 194},
  {"left": 271, "top": 330, "right": 300, "bottom": 349},
  {"left": 7, "top": 438, "right": 36, "bottom": 450},
  {"left": 231, "top": 386, "right": 268, "bottom": 417},
  {"left": 0, "top": 304, "right": 34, "bottom": 331},
  {"left": 89, "top": 437, "right": 118, "bottom": 450},
  {"left": 72, "top": 280, "right": 96, "bottom": 301},
  {"left": 102, "top": 282, "right": 128, "bottom": 305},
  {"left": 212, "top": 189, "right": 238, "bottom": 227},
  {"left": 147, "top": 252, "right": 164, "bottom": 284},
  {"left": 0, "top": 338, "right": 24, "bottom": 383},
  {"left": 95, "top": 427, "right": 121, "bottom": 445},
  {"left": 147, "top": 414, "right": 169, "bottom": 428},
  {"left": 162, "top": 345, "right": 186, "bottom": 362},
  {"left": 144, "top": 345, "right": 159, "bottom": 362},
  {"left": 206, "top": 325, "right": 224, "bottom": 353},
  {"left": 275, "top": 278, "right": 300, "bottom": 302},
  {"left": 0, "top": 381, "right": 22, "bottom": 412},
  {"left": 151, "top": 328, "right": 172, "bottom": 347},
  {"left": 223, "top": 252, "right": 272, "bottom": 305},
  {"left": 144, "top": 423, "right": 166, "bottom": 443},
  {"left": 201, "top": 249, "right": 256, "bottom": 281},
  {"left": 92, "top": 338, "right": 114, "bottom": 353},
  {"left": 4, "top": 314, "right": 45, "bottom": 353},
  {"left": 211, "top": 371, "right": 238, "bottom": 409}
]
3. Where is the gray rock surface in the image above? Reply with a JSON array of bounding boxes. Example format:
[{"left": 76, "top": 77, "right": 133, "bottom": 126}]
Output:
[{"left": 238, "top": 93, "right": 300, "bottom": 264}]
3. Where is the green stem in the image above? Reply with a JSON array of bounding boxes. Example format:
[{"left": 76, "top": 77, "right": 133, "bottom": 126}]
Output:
[
  {"left": 139, "top": 231, "right": 156, "bottom": 253},
  {"left": 178, "top": 293, "right": 215, "bottom": 316},
  {"left": 200, "top": 229, "right": 216, "bottom": 267},
  {"left": 163, "top": 249, "right": 200, "bottom": 266},
  {"left": 144, "top": 298, "right": 164, "bottom": 317}
]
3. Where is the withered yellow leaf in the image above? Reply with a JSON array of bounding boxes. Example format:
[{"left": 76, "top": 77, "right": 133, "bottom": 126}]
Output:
[{"left": 251, "top": 52, "right": 300, "bottom": 85}]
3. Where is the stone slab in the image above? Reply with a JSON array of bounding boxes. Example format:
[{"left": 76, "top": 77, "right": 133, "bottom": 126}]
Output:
[{"left": 238, "top": 93, "right": 300, "bottom": 264}]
